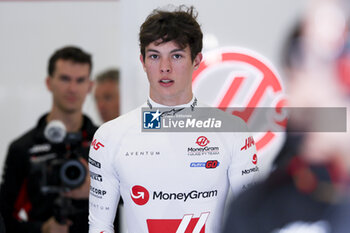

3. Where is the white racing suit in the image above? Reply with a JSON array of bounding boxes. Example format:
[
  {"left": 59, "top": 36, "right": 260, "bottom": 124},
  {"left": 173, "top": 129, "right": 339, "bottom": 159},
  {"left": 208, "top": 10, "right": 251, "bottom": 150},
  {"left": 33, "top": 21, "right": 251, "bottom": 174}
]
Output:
[{"left": 88, "top": 97, "right": 259, "bottom": 233}]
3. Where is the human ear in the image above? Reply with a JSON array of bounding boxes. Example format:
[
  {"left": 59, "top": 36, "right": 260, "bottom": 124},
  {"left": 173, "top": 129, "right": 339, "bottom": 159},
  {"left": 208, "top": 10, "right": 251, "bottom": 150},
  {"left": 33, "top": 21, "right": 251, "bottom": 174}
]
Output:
[
  {"left": 140, "top": 54, "right": 146, "bottom": 72},
  {"left": 193, "top": 53, "right": 203, "bottom": 69}
]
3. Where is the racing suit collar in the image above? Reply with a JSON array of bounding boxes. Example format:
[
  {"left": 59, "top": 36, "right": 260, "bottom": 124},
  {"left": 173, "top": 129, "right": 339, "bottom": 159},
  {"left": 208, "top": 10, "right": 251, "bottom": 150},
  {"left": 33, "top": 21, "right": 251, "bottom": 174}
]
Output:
[{"left": 147, "top": 96, "right": 197, "bottom": 110}]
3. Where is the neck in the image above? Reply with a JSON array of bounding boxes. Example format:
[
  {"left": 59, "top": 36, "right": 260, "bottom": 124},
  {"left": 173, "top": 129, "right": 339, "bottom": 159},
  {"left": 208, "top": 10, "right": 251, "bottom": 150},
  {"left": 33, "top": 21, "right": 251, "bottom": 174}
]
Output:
[
  {"left": 150, "top": 93, "right": 193, "bottom": 106},
  {"left": 47, "top": 108, "right": 83, "bottom": 133}
]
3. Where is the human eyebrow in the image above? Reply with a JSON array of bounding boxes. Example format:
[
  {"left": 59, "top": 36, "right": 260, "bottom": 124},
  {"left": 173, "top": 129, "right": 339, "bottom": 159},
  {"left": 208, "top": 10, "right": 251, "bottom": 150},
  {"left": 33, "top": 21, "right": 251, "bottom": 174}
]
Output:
[
  {"left": 170, "top": 48, "right": 185, "bottom": 53},
  {"left": 145, "top": 49, "right": 160, "bottom": 54},
  {"left": 59, "top": 75, "right": 71, "bottom": 81}
]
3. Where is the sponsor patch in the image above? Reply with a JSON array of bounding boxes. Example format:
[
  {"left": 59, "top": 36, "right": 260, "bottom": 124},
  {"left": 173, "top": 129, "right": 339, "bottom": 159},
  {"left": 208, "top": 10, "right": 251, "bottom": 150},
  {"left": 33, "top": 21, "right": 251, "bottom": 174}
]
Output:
[
  {"left": 89, "top": 157, "right": 101, "bottom": 168},
  {"left": 130, "top": 185, "right": 150, "bottom": 206},
  {"left": 147, "top": 212, "right": 210, "bottom": 233}
]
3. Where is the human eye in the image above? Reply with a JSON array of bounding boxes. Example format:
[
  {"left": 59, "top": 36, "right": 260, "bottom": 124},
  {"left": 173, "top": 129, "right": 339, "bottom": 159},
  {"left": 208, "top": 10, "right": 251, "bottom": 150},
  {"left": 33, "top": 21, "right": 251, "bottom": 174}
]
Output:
[
  {"left": 172, "top": 54, "right": 183, "bottom": 59},
  {"left": 104, "top": 94, "right": 113, "bottom": 101},
  {"left": 149, "top": 54, "right": 159, "bottom": 60},
  {"left": 59, "top": 75, "right": 70, "bottom": 82},
  {"left": 77, "top": 77, "right": 87, "bottom": 84}
]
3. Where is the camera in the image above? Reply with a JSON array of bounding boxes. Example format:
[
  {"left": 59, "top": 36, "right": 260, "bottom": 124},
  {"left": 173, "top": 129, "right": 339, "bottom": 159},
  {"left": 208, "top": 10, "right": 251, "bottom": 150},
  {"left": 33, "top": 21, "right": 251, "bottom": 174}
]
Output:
[
  {"left": 39, "top": 156, "right": 86, "bottom": 194},
  {"left": 31, "top": 120, "right": 87, "bottom": 194},
  {"left": 29, "top": 120, "right": 89, "bottom": 223}
]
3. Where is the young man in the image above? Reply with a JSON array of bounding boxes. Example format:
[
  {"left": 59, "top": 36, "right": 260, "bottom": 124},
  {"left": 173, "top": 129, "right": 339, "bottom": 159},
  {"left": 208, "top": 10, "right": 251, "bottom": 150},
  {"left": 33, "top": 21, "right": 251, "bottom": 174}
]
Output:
[
  {"left": 94, "top": 69, "right": 120, "bottom": 123},
  {"left": 0, "top": 46, "right": 98, "bottom": 233},
  {"left": 88, "top": 6, "right": 258, "bottom": 233}
]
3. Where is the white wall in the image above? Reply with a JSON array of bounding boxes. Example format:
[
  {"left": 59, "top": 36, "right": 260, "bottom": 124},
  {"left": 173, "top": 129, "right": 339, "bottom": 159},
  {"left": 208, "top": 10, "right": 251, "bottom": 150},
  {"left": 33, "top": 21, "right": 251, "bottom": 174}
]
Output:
[
  {"left": 119, "top": 0, "right": 307, "bottom": 112},
  {"left": 0, "top": 0, "right": 307, "bottom": 178},
  {"left": 0, "top": 1, "right": 122, "bottom": 177}
]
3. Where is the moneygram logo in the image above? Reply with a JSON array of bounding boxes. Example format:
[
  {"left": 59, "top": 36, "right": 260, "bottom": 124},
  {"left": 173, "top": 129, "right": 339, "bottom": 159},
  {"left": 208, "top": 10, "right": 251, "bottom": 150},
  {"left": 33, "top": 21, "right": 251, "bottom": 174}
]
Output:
[
  {"left": 242, "top": 166, "right": 259, "bottom": 175},
  {"left": 252, "top": 154, "right": 257, "bottom": 165},
  {"left": 196, "top": 136, "right": 209, "bottom": 147},
  {"left": 153, "top": 190, "right": 217, "bottom": 202},
  {"left": 130, "top": 185, "right": 149, "bottom": 206},
  {"left": 188, "top": 136, "right": 219, "bottom": 156}
]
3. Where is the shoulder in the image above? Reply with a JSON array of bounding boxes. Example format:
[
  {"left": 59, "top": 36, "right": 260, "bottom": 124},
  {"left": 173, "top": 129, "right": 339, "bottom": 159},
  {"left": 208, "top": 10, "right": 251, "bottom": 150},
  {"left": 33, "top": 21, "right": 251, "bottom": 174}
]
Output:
[
  {"left": 6, "top": 114, "right": 48, "bottom": 159},
  {"left": 4, "top": 126, "right": 44, "bottom": 167},
  {"left": 94, "top": 107, "right": 140, "bottom": 141},
  {"left": 82, "top": 114, "right": 99, "bottom": 136},
  {"left": 195, "top": 101, "right": 249, "bottom": 133},
  {"left": 9, "top": 126, "right": 40, "bottom": 153},
  {"left": 216, "top": 108, "right": 248, "bottom": 130}
]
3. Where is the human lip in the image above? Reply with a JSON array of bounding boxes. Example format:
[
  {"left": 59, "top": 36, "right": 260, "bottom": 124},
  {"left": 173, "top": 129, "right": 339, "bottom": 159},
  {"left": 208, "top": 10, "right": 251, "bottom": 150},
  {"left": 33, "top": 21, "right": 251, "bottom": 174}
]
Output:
[
  {"left": 66, "top": 95, "right": 78, "bottom": 102},
  {"left": 159, "top": 78, "right": 174, "bottom": 87}
]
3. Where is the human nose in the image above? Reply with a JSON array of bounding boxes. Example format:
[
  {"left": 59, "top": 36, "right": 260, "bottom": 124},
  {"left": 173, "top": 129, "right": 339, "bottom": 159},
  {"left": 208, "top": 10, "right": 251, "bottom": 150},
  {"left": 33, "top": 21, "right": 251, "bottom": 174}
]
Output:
[
  {"left": 68, "top": 81, "right": 78, "bottom": 92},
  {"left": 97, "top": 100, "right": 106, "bottom": 111},
  {"left": 160, "top": 58, "right": 171, "bottom": 73}
]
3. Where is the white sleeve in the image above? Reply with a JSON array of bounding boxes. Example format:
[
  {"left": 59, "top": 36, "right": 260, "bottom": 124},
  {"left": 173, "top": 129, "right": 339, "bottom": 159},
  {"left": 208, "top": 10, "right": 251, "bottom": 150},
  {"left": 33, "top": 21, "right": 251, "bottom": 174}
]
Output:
[
  {"left": 228, "top": 131, "right": 259, "bottom": 197},
  {"left": 88, "top": 126, "right": 120, "bottom": 233}
]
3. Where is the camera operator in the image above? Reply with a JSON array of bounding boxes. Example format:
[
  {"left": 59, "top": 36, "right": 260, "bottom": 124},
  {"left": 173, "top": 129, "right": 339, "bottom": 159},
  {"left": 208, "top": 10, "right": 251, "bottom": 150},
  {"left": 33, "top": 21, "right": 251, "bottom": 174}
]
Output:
[{"left": 0, "top": 46, "right": 98, "bottom": 233}]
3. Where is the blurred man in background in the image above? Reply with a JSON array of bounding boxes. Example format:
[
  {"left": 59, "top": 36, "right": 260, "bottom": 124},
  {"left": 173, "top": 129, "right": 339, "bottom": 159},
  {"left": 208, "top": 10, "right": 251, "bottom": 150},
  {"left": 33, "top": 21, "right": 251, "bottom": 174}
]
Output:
[
  {"left": 0, "top": 46, "right": 97, "bottom": 233},
  {"left": 222, "top": 0, "right": 350, "bottom": 232},
  {"left": 93, "top": 68, "right": 122, "bottom": 233},
  {"left": 94, "top": 69, "right": 120, "bottom": 123}
]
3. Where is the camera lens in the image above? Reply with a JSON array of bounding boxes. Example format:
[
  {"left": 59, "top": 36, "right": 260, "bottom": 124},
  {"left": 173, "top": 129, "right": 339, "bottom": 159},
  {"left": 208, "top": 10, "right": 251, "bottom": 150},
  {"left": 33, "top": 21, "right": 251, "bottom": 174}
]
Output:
[
  {"left": 60, "top": 159, "right": 86, "bottom": 188},
  {"left": 65, "top": 165, "right": 80, "bottom": 180}
]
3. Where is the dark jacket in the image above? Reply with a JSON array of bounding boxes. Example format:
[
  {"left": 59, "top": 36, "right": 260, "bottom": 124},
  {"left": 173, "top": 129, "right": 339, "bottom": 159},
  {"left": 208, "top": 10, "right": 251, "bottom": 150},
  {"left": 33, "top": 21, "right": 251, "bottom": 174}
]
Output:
[
  {"left": 222, "top": 156, "right": 350, "bottom": 233},
  {"left": 0, "top": 114, "right": 97, "bottom": 233}
]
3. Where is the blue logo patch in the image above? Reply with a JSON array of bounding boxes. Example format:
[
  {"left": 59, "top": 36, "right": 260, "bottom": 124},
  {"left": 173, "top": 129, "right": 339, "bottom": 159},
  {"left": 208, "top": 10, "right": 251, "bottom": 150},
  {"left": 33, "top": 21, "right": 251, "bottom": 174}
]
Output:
[
  {"left": 143, "top": 110, "right": 161, "bottom": 129},
  {"left": 190, "top": 162, "right": 206, "bottom": 167},
  {"left": 190, "top": 161, "right": 220, "bottom": 168}
]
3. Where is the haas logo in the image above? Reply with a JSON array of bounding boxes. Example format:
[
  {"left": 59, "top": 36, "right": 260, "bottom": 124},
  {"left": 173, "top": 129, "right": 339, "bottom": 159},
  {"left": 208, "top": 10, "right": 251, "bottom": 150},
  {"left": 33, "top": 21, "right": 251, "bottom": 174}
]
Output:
[
  {"left": 192, "top": 47, "right": 286, "bottom": 161},
  {"left": 147, "top": 212, "right": 209, "bottom": 233},
  {"left": 241, "top": 136, "right": 255, "bottom": 151},
  {"left": 196, "top": 136, "right": 209, "bottom": 147},
  {"left": 130, "top": 185, "right": 149, "bottom": 206}
]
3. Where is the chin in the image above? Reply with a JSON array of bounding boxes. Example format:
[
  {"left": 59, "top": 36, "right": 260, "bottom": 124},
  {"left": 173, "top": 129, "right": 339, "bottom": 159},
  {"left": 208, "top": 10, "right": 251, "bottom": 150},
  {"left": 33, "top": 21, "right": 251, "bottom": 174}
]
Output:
[{"left": 63, "top": 107, "right": 79, "bottom": 114}]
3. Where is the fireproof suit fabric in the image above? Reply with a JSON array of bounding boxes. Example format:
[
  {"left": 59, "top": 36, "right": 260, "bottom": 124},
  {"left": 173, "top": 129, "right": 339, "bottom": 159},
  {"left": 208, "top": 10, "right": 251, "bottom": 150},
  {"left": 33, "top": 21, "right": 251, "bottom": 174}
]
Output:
[
  {"left": 0, "top": 114, "right": 97, "bottom": 233},
  {"left": 88, "top": 98, "right": 259, "bottom": 233}
]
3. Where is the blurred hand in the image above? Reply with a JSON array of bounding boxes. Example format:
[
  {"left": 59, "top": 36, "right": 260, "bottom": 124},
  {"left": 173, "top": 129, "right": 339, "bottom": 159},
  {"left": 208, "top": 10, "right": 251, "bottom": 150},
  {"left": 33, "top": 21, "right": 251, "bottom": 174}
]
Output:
[
  {"left": 63, "top": 157, "right": 90, "bottom": 199},
  {"left": 41, "top": 217, "right": 71, "bottom": 233}
]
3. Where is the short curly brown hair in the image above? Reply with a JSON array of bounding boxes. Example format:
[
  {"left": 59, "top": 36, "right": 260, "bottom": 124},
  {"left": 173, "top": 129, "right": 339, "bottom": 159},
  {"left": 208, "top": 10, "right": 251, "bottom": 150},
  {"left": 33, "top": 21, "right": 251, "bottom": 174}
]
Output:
[{"left": 139, "top": 5, "right": 203, "bottom": 62}]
